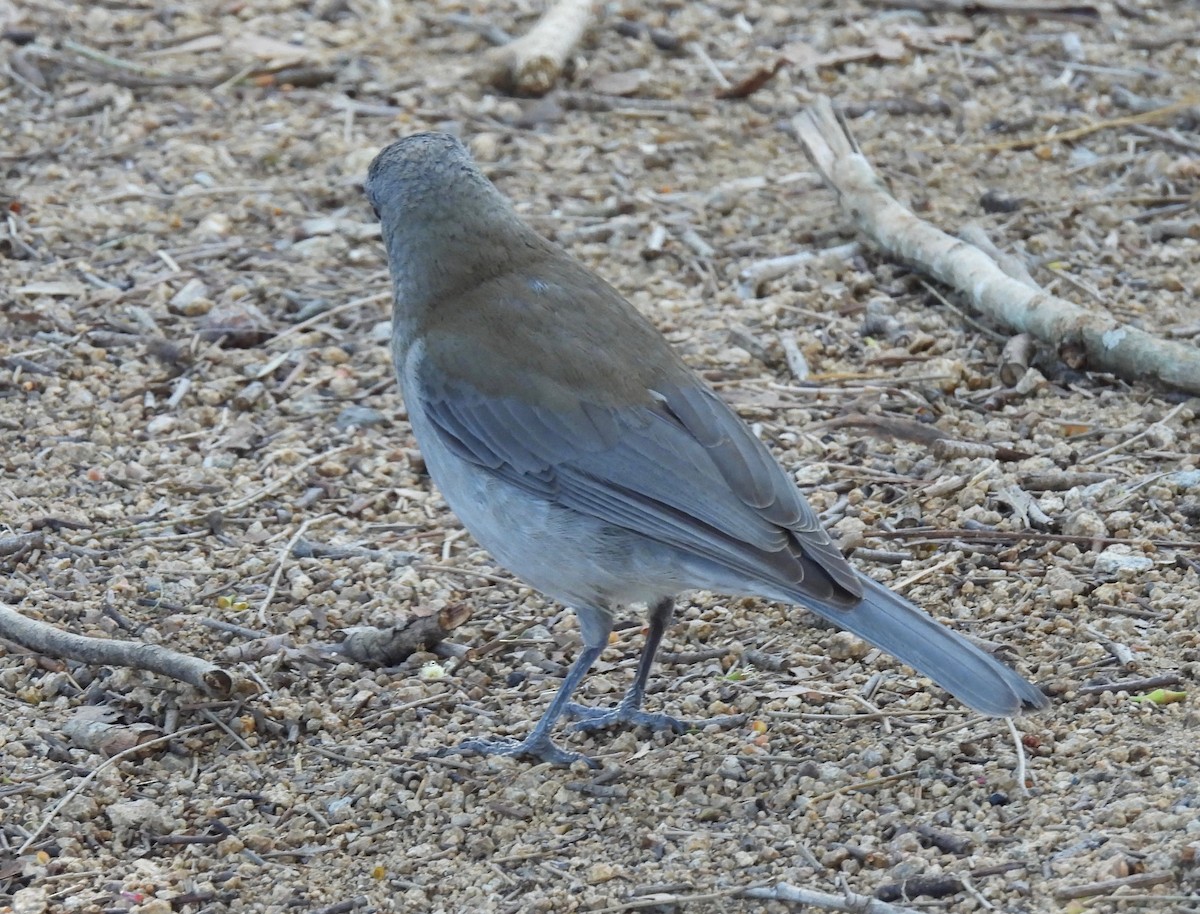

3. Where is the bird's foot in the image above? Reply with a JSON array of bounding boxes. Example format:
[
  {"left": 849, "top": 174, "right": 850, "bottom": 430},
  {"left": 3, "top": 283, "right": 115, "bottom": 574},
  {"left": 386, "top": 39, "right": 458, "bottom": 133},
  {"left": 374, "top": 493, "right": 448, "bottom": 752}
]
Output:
[
  {"left": 564, "top": 702, "right": 740, "bottom": 735},
  {"left": 445, "top": 734, "right": 599, "bottom": 768}
]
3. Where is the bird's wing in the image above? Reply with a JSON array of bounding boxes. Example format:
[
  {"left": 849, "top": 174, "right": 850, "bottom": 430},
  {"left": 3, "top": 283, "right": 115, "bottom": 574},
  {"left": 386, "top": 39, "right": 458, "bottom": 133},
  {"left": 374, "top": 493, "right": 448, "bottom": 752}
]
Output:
[{"left": 418, "top": 370, "right": 863, "bottom": 600}]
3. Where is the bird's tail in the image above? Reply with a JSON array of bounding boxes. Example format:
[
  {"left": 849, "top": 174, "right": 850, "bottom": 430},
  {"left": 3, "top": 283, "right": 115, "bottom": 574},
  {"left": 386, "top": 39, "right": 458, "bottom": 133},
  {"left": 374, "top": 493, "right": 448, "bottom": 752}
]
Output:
[{"left": 786, "top": 573, "right": 1047, "bottom": 716}]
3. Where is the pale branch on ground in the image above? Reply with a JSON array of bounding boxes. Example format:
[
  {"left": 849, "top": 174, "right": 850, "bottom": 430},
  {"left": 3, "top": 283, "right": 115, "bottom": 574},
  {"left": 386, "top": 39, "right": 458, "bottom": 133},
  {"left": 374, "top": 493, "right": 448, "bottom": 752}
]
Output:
[
  {"left": 479, "top": 0, "right": 598, "bottom": 95},
  {"left": 741, "top": 881, "right": 924, "bottom": 913},
  {"left": 792, "top": 95, "right": 1200, "bottom": 396},
  {"left": 0, "top": 602, "right": 233, "bottom": 696}
]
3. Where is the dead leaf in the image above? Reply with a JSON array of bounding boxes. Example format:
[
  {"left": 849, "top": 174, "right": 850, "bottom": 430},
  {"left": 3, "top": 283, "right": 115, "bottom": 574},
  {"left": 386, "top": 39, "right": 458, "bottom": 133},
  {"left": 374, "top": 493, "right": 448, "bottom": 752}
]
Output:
[{"left": 716, "top": 58, "right": 787, "bottom": 100}]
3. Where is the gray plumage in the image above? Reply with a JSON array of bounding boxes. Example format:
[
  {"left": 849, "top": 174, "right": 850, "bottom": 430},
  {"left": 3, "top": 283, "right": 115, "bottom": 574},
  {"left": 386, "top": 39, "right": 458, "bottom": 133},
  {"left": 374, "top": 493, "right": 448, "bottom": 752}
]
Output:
[{"left": 366, "top": 133, "right": 1046, "bottom": 766}]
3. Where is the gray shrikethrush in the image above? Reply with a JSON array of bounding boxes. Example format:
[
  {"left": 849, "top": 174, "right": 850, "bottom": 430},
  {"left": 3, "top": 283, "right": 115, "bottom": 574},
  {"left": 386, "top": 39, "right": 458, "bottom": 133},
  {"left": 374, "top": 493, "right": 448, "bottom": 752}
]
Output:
[{"left": 365, "top": 133, "right": 1046, "bottom": 767}]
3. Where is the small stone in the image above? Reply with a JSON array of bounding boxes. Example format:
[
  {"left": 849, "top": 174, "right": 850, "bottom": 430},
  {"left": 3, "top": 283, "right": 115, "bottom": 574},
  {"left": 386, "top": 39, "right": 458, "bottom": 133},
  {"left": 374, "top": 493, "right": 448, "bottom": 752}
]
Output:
[
  {"left": 827, "top": 630, "right": 868, "bottom": 660},
  {"left": 130, "top": 900, "right": 172, "bottom": 914},
  {"left": 469, "top": 132, "right": 501, "bottom": 162},
  {"left": 12, "top": 886, "right": 49, "bottom": 914},
  {"left": 145, "top": 415, "right": 176, "bottom": 436},
  {"left": 587, "top": 862, "right": 620, "bottom": 884},
  {"left": 169, "top": 278, "right": 209, "bottom": 313},
  {"left": 1094, "top": 547, "right": 1154, "bottom": 574},
  {"left": 300, "top": 216, "right": 339, "bottom": 237},
  {"left": 196, "top": 212, "right": 232, "bottom": 237},
  {"left": 202, "top": 300, "right": 273, "bottom": 348},
  {"left": 1045, "top": 566, "right": 1085, "bottom": 595},
  {"left": 1063, "top": 509, "right": 1107, "bottom": 539},
  {"left": 335, "top": 405, "right": 386, "bottom": 431}
]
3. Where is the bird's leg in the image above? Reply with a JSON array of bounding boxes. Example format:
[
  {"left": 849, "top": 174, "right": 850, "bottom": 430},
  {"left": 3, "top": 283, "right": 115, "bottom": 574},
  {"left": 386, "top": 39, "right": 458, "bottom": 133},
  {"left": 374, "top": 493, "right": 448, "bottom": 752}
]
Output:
[
  {"left": 452, "top": 643, "right": 604, "bottom": 767},
  {"left": 566, "top": 597, "right": 694, "bottom": 734}
]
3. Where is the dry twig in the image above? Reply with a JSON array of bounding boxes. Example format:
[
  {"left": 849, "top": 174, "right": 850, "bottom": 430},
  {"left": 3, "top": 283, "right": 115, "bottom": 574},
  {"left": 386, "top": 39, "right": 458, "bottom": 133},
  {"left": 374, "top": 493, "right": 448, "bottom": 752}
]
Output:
[
  {"left": 18, "top": 724, "right": 215, "bottom": 854},
  {"left": 862, "top": 0, "right": 1099, "bottom": 19},
  {"left": 1078, "top": 673, "right": 1180, "bottom": 694},
  {"left": 337, "top": 605, "right": 472, "bottom": 666},
  {"left": 480, "top": 0, "right": 598, "bottom": 95},
  {"left": 1053, "top": 871, "right": 1175, "bottom": 900},
  {"left": 792, "top": 96, "right": 1200, "bottom": 396},
  {"left": 866, "top": 525, "right": 1200, "bottom": 550},
  {"left": 0, "top": 603, "right": 232, "bottom": 696},
  {"left": 1084, "top": 626, "right": 1138, "bottom": 671},
  {"left": 741, "top": 881, "right": 924, "bottom": 913}
]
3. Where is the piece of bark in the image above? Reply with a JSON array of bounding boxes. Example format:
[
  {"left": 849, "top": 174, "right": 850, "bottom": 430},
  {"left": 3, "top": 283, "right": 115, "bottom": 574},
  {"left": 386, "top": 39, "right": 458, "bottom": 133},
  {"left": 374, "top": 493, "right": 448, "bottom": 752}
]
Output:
[
  {"left": 823, "top": 413, "right": 1030, "bottom": 461},
  {"left": 479, "top": 0, "right": 598, "bottom": 95},
  {"left": 999, "top": 333, "right": 1036, "bottom": 386},
  {"left": 0, "top": 602, "right": 232, "bottom": 696},
  {"left": 336, "top": 604, "right": 471, "bottom": 665},
  {"left": 0, "top": 531, "right": 45, "bottom": 557},
  {"left": 62, "top": 706, "right": 165, "bottom": 757},
  {"left": 792, "top": 96, "right": 1200, "bottom": 396},
  {"left": 914, "top": 823, "right": 974, "bottom": 855},
  {"left": 875, "top": 874, "right": 965, "bottom": 902}
]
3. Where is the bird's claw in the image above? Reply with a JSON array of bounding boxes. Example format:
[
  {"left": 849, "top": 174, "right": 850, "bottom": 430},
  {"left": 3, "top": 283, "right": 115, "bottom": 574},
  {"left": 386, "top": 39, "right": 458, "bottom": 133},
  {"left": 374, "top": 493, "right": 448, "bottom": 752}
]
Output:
[
  {"left": 449, "top": 734, "right": 599, "bottom": 768},
  {"left": 565, "top": 702, "right": 692, "bottom": 735}
]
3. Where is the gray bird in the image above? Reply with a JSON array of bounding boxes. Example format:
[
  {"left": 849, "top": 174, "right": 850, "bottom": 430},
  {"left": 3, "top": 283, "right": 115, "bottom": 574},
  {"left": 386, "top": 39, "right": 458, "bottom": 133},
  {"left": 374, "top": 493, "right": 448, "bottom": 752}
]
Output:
[{"left": 365, "top": 133, "right": 1046, "bottom": 767}]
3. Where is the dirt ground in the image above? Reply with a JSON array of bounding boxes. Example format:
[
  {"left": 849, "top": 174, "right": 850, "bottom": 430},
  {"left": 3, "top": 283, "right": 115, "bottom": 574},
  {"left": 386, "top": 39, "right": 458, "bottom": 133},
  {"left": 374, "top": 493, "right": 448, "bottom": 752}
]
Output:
[{"left": 2, "top": 0, "right": 1200, "bottom": 912}]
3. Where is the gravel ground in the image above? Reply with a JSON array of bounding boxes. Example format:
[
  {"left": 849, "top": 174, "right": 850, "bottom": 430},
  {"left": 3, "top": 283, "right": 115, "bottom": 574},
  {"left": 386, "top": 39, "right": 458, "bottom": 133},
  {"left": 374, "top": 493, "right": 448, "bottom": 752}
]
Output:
[{"left": 2, "top": 1, "right": 1200, "bottom": 912}]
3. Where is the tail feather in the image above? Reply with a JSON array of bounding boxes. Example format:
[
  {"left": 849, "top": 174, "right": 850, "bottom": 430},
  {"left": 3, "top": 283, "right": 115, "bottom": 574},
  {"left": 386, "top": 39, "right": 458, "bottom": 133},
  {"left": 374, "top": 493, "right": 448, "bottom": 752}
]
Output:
[{"left": 787, "top": 573, "right": 1047, "bottom": 716}]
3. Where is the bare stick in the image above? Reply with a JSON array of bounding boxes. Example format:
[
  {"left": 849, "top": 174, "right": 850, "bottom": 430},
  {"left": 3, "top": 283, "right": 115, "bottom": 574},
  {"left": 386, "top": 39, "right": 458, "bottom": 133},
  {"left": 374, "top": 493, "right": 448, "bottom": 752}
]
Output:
[
  {"left": 874, "top": 875, "right": 965, "bottom": 903},
  {"left": 1052, "top": 871, "right": 1174, "bottom": 900},
  {"left": 1084, "top": 626, "right": 1138, "bottom": 671},
  {"left": 480, "top": 0, "right": 598, "bottom": 95},
  {"left": 792, "top": 96, "right": 1200, "bottom": 396},
  {"left": 336, "top": 604, "right": 472, "bottom": 666},
  {"left": 958, "top": 223, "right": 1038, "bottom": 290},
  {"left": 862, "top": 0, "right": 1099, "bottom": 19},
  {"left": 291, "top": 537, "right": 422, "bottom": 568},
  {"left": 1078, "top": 673, "right": 1180, "bottom": 695},
  {"left": 0, "top": 603, "right": 232, "bottom": 696},
  {"left": 741, "top": 881, "right": 923, "bottom": 913},
  {"left": 737, "top": 242, "right": 860, "bottom": 298},
  {"left": 258, "top": 514, "right": 335, "bottom": 623},
  {"left": 778, "top": 330, "right": 811, "bottom": 381},
  {"left": 18, "top": 724, "right": 214, "bottom": 854},
  {"left": 1006, "top": 717, "right": 1032, "bottom": 795},
  {"left": 1079, "top": 401, "right": 1188, "bottom": 465},
  {"left": 866, "top": 525, "right": 1200, "bottom": 551}
]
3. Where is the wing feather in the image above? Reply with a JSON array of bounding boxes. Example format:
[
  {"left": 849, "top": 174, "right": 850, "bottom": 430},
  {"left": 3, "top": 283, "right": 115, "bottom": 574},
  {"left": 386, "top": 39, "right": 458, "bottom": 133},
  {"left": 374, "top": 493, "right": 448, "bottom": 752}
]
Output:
[{"left": 419, "top": 368, "right": 863, "bottom": 599}]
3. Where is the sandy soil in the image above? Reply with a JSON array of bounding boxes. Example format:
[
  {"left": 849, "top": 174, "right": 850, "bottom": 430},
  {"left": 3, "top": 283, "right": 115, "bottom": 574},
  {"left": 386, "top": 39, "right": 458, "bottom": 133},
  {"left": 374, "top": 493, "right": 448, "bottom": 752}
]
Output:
[{"left": 2, "top": 1, "right": 1199, "bottom": 912}]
